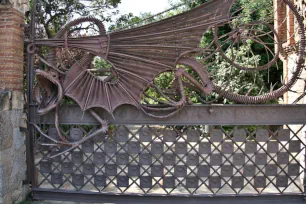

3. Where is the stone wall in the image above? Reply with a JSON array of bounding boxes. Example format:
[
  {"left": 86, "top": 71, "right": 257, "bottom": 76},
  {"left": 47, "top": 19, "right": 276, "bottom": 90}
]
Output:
[
  {"left": 0, "top": 91, "right": 27, "bottom": 204},
  {"left": 0, "top": 0, "right": 29, "bottom": 203}
]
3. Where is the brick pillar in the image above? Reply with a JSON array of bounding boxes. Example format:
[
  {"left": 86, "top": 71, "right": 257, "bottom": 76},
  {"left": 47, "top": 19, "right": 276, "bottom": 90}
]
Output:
[
  {"left": 273, "top": 0, "right": 287, "bottom": 46},
  {"left": 274, "top": 0, "right": 297, "bottom": 104},
  {"left": 273, "top": 0, "right": 289, "bottom": 104},
  {"left": 0, "top": 7, "right": 24, "bottom": 90},
  {"left": 0, "top": 1, "right": 29, "bottom": 204}
]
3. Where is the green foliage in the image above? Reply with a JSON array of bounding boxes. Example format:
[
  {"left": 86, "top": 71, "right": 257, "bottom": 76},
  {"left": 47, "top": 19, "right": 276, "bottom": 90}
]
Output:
[
  {"left": 30, "top": 0, "right": 122, "bottom": 37},
  {"left": 196, "top": 0, "right": 281, "bottom": 103},
  {"left": 109, "top": 0, "right": 187, "bottom": 31},
  {"left": 108, "top": 12, "right": 143, "bottom": 31},
  {"left": 209, "top": 43, "right": 267, "bottom": 100},
  {"left": 144, "top": 72, "right": 176, "bottom": 104},
  {"left": 93, "top": 57, "right": 112, "bottom": 69},
  {"left": 235, "top": 0, "right": 273, "bottom": 23}
]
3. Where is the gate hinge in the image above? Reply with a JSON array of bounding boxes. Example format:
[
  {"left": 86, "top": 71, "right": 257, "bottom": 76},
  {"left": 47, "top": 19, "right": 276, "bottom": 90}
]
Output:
[
  {"left": 20, "top": 23, "right": 30, "bottom": 28},
  {"left": 20, "top": 127, "right": 29, "bottom": 134},
  {"left": 22, "top": 180, "right": 30, "bottom": 185},
  {"left": 303, "top": 179, "right": 306, "bottom": 200}
]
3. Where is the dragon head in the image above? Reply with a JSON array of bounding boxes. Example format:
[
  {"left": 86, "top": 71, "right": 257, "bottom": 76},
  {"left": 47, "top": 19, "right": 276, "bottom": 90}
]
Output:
[{"left": 33, "top": 69, "right": 63, "bottom": 115}]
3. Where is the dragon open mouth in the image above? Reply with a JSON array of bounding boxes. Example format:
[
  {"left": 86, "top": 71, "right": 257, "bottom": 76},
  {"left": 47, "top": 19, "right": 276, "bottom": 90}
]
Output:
[{"left": 33, "top": 69, "right": 63, "bottom": 115}]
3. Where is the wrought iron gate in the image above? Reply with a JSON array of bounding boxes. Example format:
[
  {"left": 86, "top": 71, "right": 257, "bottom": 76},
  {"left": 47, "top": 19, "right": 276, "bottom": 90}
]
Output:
[
  {"left": 26, "top": 105, "right": 306, "bottom": 203},
  {"left": 25, "top": 0, "right": 306, "bottom": 203}
]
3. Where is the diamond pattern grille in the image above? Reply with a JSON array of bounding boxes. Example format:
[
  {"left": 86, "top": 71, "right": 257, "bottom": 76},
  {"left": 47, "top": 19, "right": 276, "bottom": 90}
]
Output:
[{"left": 34, "top": 125, "right": 305, "bottom": 195}]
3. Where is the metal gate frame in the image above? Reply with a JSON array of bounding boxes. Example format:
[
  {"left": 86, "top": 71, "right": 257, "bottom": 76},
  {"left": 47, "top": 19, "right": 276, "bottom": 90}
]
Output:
[{"left": 24, "top": 0, "right": 306, "bottom": 203}]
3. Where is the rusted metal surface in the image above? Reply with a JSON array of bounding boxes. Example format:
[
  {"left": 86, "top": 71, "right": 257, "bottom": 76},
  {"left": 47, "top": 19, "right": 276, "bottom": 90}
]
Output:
[{"left": 29, "top": 104, "right": 306, "bottom": 125}]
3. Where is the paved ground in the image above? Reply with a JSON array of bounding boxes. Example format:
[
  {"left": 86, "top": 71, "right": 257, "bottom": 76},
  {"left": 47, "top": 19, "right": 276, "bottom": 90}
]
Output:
[
  {"left": 23, "top": 193, "right": 306, "bottom": 204},
  {"left": 26, "top": 197, "right": 306, "bottom": 204},
  {"left": 27, "top": 201, "right": 103, "bottom": 204},
  {"left": 21, "top": 197, "right": 103, "bottom": 204},
  {"left": 33, "top": 202, "right": 98, "bottom": 204}
]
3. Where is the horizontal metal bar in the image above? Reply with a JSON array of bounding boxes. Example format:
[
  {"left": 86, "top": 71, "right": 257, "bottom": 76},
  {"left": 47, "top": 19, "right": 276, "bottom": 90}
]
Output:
[
  {"left": 32, "top": 189, "right": 305, "bottom": 204},
  {"left": 29, "top": 104, "right": 306, "bottom": 125}
]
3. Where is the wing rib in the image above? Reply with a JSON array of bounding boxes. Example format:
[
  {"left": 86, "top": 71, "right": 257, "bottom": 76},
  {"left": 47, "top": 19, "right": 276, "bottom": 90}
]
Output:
[
  {"left": 117, "top": 81, "right": 143, "bottom": 110},
  {"left": 105, "top": 83, "right": 112, "bottom": 113},
  {"left": 84, "top": 77, "right": 95, "bottom": 110},
  {"left": 64, "top": 70, "right": 87, "bottom": 92},
  {"left": 109, "top": 52, "right": 172, "bottom": 69}
]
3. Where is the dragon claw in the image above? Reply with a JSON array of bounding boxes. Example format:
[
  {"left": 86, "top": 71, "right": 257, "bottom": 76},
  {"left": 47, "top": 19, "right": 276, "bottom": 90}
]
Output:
[{"left": 101, "top": 120, "right": 109, "bottom": 133}]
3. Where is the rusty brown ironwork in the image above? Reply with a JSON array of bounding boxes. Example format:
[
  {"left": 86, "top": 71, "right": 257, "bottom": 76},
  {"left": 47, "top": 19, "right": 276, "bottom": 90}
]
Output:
[{"left": 26, "top": 0, "right": 306, "bottom": 156}]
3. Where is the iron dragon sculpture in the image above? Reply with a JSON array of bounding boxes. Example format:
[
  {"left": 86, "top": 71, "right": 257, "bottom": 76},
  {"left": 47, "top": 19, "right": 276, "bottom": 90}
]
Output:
[{"left": 27, "top": 0, "right": 305, "bottom": 157}]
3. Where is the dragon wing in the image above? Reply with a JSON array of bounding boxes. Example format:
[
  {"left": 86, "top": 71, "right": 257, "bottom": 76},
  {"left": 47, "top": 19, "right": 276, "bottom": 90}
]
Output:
[
  {"left": 63, "top": 0, "right": 235, "bottom": 114},
  {"left": 109, "top": 0, "right": 235, "bottom": 66}
]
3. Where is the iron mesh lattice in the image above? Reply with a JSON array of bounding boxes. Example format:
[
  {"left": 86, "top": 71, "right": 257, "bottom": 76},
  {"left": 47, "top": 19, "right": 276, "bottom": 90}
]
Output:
[{"left": 34, "top": 125, "right": 305, "bottom": 195}]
